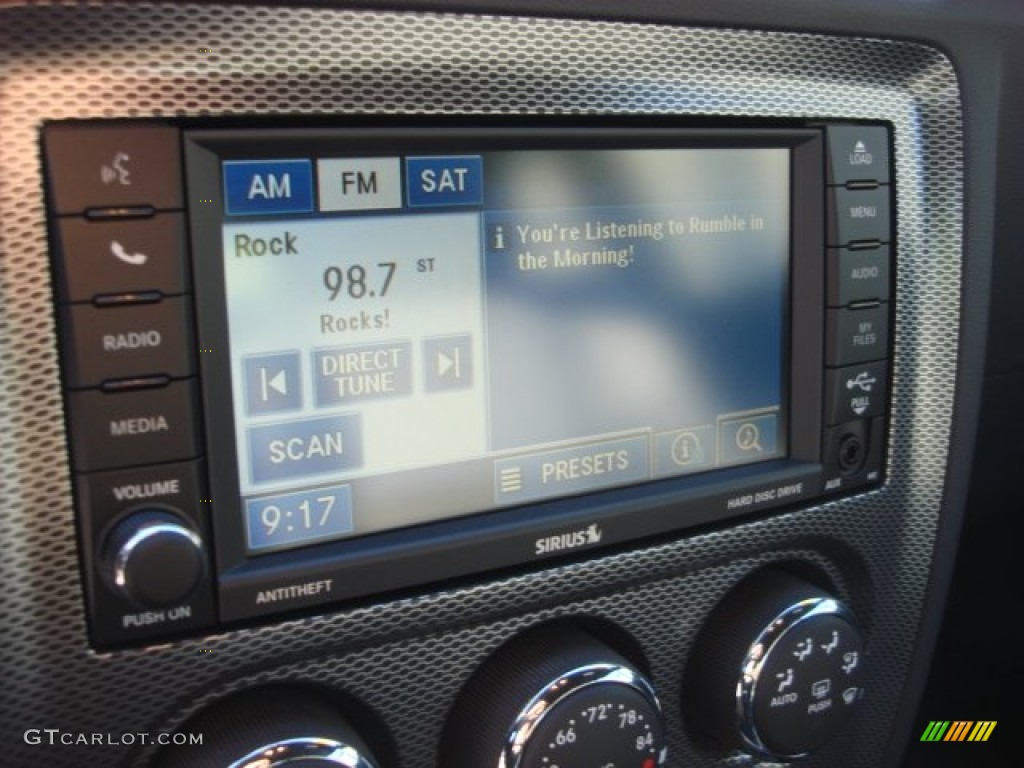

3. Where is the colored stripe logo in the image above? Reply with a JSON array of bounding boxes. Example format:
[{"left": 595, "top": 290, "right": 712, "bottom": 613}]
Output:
[{"left": 920, "top": 721, "right": 996, "bottom": 742}]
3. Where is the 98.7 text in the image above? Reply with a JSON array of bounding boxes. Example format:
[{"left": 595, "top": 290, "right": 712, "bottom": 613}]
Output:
[{"left": 323, "top": 262, "right": 397, "bottom": 301}]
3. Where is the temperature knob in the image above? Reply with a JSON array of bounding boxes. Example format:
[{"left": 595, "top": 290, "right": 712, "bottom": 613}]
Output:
[
  {"left": 443, "top": 624, "right": 666, "bottom": 768},
  {"left": 684, "top": 570, "right": 865, "bottom": 760},
  {"left": 154, "top": 685, "right": 380, "bottom": 768}
]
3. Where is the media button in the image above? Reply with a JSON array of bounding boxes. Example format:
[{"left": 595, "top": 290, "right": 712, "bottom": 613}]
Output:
[
  {"left": 62, "top": 297, "right": 194, "bottom": 388},
  {"left": 68, "top": 381, "right": 200, "bottom": 472},
  {"left": 318, "top": 157, "right": 401, "bottom": 212},
  {"left": 222, "top": 159, "right": 313, "bottom": 216},
  {"left": 247, "top": 414, "right": 363, "bottom": 484},
  {"left": 406, "top": 156, "right": 483, "bottom": 207},
  {"left": 54, "top": 213, "right": 189, "bottom": 303}
]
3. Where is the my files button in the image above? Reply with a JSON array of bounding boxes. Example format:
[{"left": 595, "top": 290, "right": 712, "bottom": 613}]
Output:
[
  {"left": 406, "top": 156, "right": 483, "bottom": 208},
  {"left": 223, "top": 159, "right": 314, "bottom": 216}
]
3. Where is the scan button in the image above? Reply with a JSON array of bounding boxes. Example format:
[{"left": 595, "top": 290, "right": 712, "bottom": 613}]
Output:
[{"left": 247, "top": 414, "right": 363, "bottom": 485}]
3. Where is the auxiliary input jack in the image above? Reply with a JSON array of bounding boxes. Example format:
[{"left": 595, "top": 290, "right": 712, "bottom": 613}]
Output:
[{"left": 838, "top": 433, "right": 866, "bottom": 475}]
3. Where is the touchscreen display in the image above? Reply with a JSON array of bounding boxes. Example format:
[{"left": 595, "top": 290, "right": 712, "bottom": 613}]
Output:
[{"left": 218, "top": 146, "right": 789, "bottom": 553}]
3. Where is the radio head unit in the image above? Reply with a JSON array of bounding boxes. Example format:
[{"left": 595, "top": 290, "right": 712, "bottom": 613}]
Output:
[{"left": 44, "top": 121, "right": 893, "bottom": 646}]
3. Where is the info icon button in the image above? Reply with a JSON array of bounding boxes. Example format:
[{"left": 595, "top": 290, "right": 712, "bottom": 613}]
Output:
[{"left": 244, "top": 351, "right": 302, "bottom": 416}]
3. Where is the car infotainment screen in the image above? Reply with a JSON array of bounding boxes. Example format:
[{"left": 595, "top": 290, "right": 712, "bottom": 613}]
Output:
[{"left": 216, "top": 145, "right": 790, "bottom": 554}]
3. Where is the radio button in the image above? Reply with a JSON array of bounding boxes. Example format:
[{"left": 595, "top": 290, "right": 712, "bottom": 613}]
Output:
[
  {"left": 827, "top": 186, "right": 891, "bottom": 247},
  {"left": 44, "top": 123, "right": 182, "bottom": 215},
  {"left": 68, "top": 380, "right": 200, "bottom": 472},
  {"left": 825, "top": 361, "right": 887, "bottom": 425},
  {"left": 826, "top": 304, "right": 889, "bottom": 367},
  {"left": 825, "top": 125, "right": 891, "bottom": 185},
  {"left": 62, "top": 297, "right": 194, "bottom": 388},
  {"left": 54, "top": 213, "right": 189, "bottom": 303}
]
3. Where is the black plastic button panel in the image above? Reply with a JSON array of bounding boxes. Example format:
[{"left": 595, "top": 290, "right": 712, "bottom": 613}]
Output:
[
  {"left": 822, "top": 125, "right": 891, "bottom": 493},
  {"left": 43, "top": 122, "right": 212, "bottom": 646}
]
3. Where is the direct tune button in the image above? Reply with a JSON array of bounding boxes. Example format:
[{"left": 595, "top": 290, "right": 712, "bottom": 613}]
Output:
[
  {"left": 102, "top": 509, "right": 205, "bottom": 608},
  {"left": 67, "top": 380, "right": 200, "bottom": 472},
  {"left": 43, "top": 123, "right": 183, "bottom": 214},
  {"left": 61, "top": 296, "right": 194, "bottom": 388},
  {"left": 53, "top": 213, "right": 189, "bottom": 302}
]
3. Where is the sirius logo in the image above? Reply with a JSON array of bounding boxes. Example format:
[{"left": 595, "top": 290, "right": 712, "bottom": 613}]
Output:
[{"left": 535, "top": 524, "right": 604, "bottom": 556}]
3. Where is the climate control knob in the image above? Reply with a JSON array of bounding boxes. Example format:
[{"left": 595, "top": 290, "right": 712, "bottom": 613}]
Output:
[
  {"left": 154, "top": 685, "right": 380, "bottom": 768},
  {"left": 443, "top": 624, "right": 666, "bottom": 768},
  {"left": 684, "top": 570, "right": 865, "bottom": 760},
  {"left": 102, "top": 509, "right": 205, "bottom": 607}
]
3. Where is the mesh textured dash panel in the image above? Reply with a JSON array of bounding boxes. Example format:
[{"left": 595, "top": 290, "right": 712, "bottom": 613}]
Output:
[{"left": 0, "top": 4, "right": 961, "bottom": 767}]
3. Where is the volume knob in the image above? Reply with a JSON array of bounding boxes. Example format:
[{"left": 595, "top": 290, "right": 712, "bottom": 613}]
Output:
[{"left": 103, "top": 509, "right": 205, "bottom": 607}]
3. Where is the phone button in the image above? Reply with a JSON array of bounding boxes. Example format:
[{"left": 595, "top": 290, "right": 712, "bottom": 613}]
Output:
[
  {"left": 61, "top": 297, "right": 195, "bottom": 388},
  {"left": 54, "top": 213, "right": 189, "bottom": 303}
]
